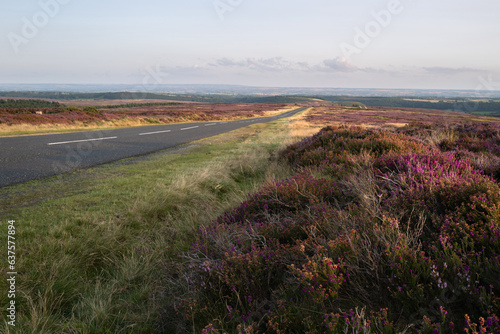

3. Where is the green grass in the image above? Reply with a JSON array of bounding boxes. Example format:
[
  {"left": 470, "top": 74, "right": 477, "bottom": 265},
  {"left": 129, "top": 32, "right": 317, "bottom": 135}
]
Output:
[{"left": 0, "top": 115, "right": 307, "bottom": 333}]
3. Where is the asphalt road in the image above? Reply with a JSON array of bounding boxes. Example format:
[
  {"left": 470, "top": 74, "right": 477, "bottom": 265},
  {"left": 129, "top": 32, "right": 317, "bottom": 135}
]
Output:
[{"left": 0, "top": 107, "right": 307, "bottom": 188}]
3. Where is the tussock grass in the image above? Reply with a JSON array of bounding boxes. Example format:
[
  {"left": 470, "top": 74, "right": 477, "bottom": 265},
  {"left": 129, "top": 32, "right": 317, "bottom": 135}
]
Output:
[
  {"left": 425, "top": 127, "right": 458, "bottom": 147},
  {"left": 0, "top": 111, "right": 309, "bottom": 333}
]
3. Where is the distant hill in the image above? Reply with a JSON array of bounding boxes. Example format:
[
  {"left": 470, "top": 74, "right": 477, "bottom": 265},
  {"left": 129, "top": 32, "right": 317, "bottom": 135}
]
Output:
[
  {"left": 0, "top": 89, "right": 499, "bottom": 116},
  {"left": 1, "top": 83, "right": 500, "bottom": 98}
]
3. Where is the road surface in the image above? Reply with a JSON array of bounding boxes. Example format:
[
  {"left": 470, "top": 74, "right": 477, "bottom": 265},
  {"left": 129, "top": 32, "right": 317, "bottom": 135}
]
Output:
[{"left": 0, "top": 107, "right": 306, "bottom": 188}]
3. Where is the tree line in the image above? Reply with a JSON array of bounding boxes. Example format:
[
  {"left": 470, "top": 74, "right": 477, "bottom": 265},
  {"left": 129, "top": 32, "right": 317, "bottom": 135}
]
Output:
[
  {"left": 320, "top": 96, "right": 500, "bottom": 115},
  {"left": 0, "top": 99, "right": 62, "bottom": 109},
  {"left": 0, "top": 92, "right": 498, "bottom": 116}
]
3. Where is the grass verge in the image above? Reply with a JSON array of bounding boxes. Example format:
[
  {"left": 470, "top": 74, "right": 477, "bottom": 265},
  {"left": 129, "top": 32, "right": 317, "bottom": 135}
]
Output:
[{"left": 0, "top": 110, "right": 310, "bottom": 333}]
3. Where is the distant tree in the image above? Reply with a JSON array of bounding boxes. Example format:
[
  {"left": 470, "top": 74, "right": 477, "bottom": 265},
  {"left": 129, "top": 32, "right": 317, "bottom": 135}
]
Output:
[{"left": 0, "top": 99, "right": 62, "bottom": 109}]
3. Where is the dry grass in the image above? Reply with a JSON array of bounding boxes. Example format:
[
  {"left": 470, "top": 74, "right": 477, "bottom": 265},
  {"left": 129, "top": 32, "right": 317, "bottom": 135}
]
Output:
[
  {"left": 0, "top": 118, "right": 152, "bottom": 136},
  {"left": 286, "top": 107, "right": 323, "bottom": 138},
  {"left": 386, "top": 122, "right": 408, "bottom": 128},
  {"left": 424, "top": 127, "right": 458, "bottom": 146},
  {"left": 261, "top": 106, "right": 298, "bottom": 117}
]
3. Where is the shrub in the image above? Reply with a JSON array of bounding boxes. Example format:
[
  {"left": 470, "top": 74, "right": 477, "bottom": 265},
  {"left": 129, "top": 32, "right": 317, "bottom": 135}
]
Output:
[{"left": 175, "top": 125, "right": 500, "bottom": 333}]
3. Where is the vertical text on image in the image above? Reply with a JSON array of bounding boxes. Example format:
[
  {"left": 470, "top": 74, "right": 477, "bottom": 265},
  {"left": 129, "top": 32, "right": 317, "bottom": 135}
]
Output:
[{"left": 6, "top": 220, "right": 17, "bottom": 327}]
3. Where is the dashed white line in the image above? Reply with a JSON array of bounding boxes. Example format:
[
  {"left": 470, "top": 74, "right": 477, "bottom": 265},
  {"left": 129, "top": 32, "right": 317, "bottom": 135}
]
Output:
[
  {"left": 48, "top": 136, "right": 118, "bottom": 146},
  {"left": 181, "top": 126, "right": 199, "bottom": 131},
  {"left": 205, "top": 123, "right": 217, "bottom": 126},
  {"left": 139, "top": 129, "right": 171, "bottom": 136}
]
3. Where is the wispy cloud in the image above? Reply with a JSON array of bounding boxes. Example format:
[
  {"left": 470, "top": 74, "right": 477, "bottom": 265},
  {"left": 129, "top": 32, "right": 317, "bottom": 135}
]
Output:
[
  {"left": 316, "top": 57, "right": 392, "bottom": 74},
  {"left": 211, "top": 57, "right": 310, "bottom": 72},
  {"left": 154, "top": 65, "right": 212, "bottom": 77},
  {"left": 321, "top": 57, "right": 358, "bottom": 72},
  {"left": 211, "top": 56, "right": 369, "bottom": 73},
  {"left": 142, "top": 57, "right": 495, "bottom": 89},
  {"left": 423, "top": 66, "right": 488, "bottom": 75}
]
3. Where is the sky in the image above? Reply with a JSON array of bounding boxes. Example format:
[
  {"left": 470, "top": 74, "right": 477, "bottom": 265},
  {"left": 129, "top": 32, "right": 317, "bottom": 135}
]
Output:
[{"left": 1, "top": 0, "right": 500, "bottom": 90}]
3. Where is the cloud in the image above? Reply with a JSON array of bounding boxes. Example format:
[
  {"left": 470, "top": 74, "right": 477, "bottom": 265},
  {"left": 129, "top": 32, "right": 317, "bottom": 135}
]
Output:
[
  {"left": 203, "top": 56, "right": 400, "bottom": 77},
  {"left": 158, "top": 65, "right": 211, "bottom": 77},
  {"left": 211, "top": 56, "right": 374, "bottom": 74},
  {"left": 423, "top": 66, "right": 487, "bottom": 75},
  {"left": 214, "top": 58, "right": 246, "bottom": 67},
  {"left": 211, "top": 57, "right": 311, "bottom": 72},
  {"left": 155, "top": 57, "right": 405, "bottom": 81},
  {"left": 321, "top": 57, "right": 357, "bottom": 72}
]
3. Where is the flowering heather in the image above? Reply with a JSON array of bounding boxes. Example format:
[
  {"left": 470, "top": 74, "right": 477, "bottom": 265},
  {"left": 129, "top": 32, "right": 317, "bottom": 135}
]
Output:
[
  {"left": 176, "top": 124, "right": 500, "bottom": 333},
  {"left": 0, "top": 102, "right": 287, "bottom": 126},
  {"left": 0, "top": 108, "right": 113, "bottom": 125},
  {"left": 282, "top": 126, "right": 432, "bottom": 167},
  {"left": 400, "top": 122, "right": 500, "bottom": 179},
  {"left": 302, "top": 105, "right": 496, "bottom": 128}
]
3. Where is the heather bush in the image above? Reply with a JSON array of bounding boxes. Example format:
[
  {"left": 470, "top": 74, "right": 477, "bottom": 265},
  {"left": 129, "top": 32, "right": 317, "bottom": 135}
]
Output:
[
  {"left": 400, "top": 122, "right": 500, "bottom": 179},
  {"left": 176, "top": 124, "right": 500, "bottom": 333},
  {"left": 372, "top": 149, "right": 500, "bottom": 328},
  {"left": 374, "top": 152, "right": 500, "bottom": 251},
  {"left": 282, "top": 126, "right": 432, "bottom": 168},
  {"left": 216, "top": 172, "right": 352, "bottom": 225}
]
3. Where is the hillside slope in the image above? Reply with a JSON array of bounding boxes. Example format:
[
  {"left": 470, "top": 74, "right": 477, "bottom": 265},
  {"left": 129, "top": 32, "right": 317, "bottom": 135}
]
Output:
[{"left": 173, "top": 123, "right": 500, "bottom": 333}]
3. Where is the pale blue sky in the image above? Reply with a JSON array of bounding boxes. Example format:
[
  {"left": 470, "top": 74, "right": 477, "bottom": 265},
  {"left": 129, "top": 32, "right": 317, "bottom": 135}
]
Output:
[{"left": 1, "top": 0, "right": 499, "bottom": 89}]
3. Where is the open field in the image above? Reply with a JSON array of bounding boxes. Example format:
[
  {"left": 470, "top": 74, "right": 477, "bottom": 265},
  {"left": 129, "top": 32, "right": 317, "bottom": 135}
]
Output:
[
  {"left": 60, "top": 99, "right": 202, "bottom": 107},
  {"left": 0, "top": 97, "right": 202, "bottom": 107},
  {"left": 0, "top": 102, "right": 292, "bottom": 136},
  {"left": 2, "top": 106, "right": 500, "bottom": 332},
  {"left": 303, "top": 105, "right": 500, "bottom": 128}
]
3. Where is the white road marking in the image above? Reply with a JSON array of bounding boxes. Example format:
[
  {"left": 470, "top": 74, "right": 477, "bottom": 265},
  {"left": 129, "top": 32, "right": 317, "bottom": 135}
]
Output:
[
  {"left": 48, "top": 136, "right": 117, "bottom": 146},
  {"left": 181, "top": 126, "right": 199, "bottom": 131},
  {"left": 139, "top": 129, "right": 171, "bottom": 136},
  {"left": 205, "top": 123, "right": 217, "bottom": 126}
]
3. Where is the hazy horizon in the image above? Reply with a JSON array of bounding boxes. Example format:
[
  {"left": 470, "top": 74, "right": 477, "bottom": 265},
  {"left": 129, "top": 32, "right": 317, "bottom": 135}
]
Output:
[{"left": 2, "top": 1, "right": 499, "bottom": 91}]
